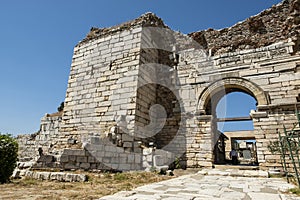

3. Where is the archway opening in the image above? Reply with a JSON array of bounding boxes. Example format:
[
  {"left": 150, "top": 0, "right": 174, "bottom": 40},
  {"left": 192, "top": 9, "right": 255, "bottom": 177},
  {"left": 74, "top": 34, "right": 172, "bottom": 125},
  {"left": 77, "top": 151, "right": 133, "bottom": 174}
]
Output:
[
  {"left": 216, "top": 92, "right": 256, "bottom": 132},
  {"left": 198, "top": 77, "right": 269, "bottom": 166},
  {"left": 214, "top": 91, "right": 258, "bottom": 165}
]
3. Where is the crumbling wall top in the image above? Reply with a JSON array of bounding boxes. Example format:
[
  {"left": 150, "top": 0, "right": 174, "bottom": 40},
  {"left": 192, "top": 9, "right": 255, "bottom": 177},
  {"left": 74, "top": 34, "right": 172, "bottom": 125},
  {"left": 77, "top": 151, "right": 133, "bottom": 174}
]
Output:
[
  {"left": 80, "top": 12, "right": 168, "bottom": 44},
  {"left": 46, "top": 111, "right": 63, "bottom": 118},
  {"left": 80, "top": 1, "right": 299, "bottom": 54},
  {"left": 189, "top": 0, "right": 300, "bottom": 55}
]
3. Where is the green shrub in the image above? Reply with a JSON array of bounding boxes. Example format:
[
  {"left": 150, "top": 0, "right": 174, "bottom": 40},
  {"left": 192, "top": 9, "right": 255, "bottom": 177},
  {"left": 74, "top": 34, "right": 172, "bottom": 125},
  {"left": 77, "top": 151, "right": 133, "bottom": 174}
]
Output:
[
  {"left": 0, "top": 134, "right": 18, "bottom": 183},
  {"left": 114, "top": 172, "right": 127, "bottom": 181},
  {"left": 290, "top": 188, "right": 300, "bottom": 196}
]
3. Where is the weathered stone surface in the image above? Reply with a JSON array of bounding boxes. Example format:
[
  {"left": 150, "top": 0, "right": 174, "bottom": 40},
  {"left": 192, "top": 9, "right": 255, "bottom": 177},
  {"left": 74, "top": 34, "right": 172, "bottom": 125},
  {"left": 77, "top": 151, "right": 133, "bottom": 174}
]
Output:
[
  {"left": 80, "top": 162, "right": 90, "bottom": 170},
  {"left": 11, "top": 169, "right": 21, "bottom": 179},
  {"left": 189, "top": 0, "right": 300, "bottom": 55},
  {"left": 24, "top": 171, "right": 87, "bottom": 182},
  {"left": 37, "top": 155, "right": 54, "bottom": 164},
  {"left": 99, "top": 169, "right": 297, "bottom": 200}
]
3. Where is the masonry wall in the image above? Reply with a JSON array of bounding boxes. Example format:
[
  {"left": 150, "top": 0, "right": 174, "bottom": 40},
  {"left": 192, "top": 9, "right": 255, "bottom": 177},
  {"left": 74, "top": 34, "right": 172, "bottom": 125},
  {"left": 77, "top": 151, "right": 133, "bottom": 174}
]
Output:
[
  {"left": 59, "top": 27, "right": 143, "bottom": 147},
  {"left": 135, "top": 32, "right": 159, "bottom": 143},
  {"left": 188, "top": 41, "right": 299, "bottom": 169},
  {"left": 126, "top": 28, "right": 186, "bottom": 167},
  {"left": 253, "top": 112, "right": 300, "bottom": 170},
  {"left": 17, "top": 113, "right": 62, "bottom": 161}
]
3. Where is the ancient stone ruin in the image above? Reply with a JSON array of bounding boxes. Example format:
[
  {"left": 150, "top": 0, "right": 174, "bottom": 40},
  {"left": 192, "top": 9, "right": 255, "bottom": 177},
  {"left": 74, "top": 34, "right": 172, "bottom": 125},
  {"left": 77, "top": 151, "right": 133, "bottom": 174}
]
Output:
[{"left": 18, "top": 0, "right": 300, "bottom": 172}]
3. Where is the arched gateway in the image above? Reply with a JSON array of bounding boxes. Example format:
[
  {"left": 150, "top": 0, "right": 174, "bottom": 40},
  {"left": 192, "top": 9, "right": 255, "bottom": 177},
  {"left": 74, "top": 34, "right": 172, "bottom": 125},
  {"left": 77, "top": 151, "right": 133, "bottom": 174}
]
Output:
[
  {"left": 196, "top": 77, "right": 270, "bottom": 165},
  {"left": 197, "top": 77, "right": 270, "bottom": 114}
]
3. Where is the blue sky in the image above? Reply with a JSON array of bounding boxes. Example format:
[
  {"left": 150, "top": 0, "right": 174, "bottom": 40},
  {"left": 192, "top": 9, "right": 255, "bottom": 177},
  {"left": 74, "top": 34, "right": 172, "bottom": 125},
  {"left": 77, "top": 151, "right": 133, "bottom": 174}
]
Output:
[
  {"left": 217, "top": 92, "right": 257, "bottom": 132},
  {"left": 0, "top": 0, "right": 281, "bottom": 135}
]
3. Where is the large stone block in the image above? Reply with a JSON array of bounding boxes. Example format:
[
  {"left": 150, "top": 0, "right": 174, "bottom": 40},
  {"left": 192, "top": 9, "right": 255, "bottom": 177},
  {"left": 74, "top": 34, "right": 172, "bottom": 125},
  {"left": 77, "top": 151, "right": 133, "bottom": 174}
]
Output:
[
  {"left": 63, "top": 149, "right": 85, "bottom": 156},
  {"left": 122, "top": 134, "right": 134, "bottom": 142},
  {"left": 38, "top": 172, "right": 51, "bottom": 180},
  {"left": 37, "top": 155, "right": 54, "bottom": 164},
  {"left": 80, "top": 163, "right": 90, "bottom": 170},
  {"left": 64, "top": 163, "right": 79, "bottom": 170},
  {"left": 59, "top": 155, "right": 69, "bottom": 163},
  {"left": 69, "top": 155, "right": 76, "bottom": 162},
  {"left": 76, "top": 156, "right": 88, "bottom": 163},
  {"left": 123, "top": 142, "right": 133, "bottom": 148},
  {"left": 65, "top": 173, "right": 76, "bottom": 182},
  {"left": 134, "top": 154, "right": 142, "bottom": 164},
  {"left": 88, "top": 156, "right": 95, "bottom": 163}
]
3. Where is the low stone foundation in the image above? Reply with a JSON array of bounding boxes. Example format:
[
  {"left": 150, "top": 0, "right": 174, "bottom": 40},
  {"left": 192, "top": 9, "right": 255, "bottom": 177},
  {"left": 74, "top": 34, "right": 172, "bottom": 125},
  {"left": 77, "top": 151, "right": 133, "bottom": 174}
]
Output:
[{"left": 24, "top": 171, "right": 87, "bottom": 182}]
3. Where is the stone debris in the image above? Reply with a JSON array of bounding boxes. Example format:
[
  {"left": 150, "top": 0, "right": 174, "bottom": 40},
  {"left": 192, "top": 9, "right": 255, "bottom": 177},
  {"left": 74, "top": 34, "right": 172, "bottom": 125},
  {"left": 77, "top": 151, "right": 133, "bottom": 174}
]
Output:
[
  {"left": 12, "top": 160, "right": 87, "bottom": 182},
  {"left": 23, "top": 171, "right": 87, "bottom": 182},
  {"left": 189, "top": 0, "right": 300, "bottom": 55}
]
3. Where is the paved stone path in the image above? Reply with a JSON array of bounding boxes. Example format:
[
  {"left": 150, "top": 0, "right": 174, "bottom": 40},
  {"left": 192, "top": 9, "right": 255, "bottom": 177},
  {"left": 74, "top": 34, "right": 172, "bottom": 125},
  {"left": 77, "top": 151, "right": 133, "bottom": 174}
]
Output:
[{"left": 99, "top": 169, "right": 300, "bottom": 200}]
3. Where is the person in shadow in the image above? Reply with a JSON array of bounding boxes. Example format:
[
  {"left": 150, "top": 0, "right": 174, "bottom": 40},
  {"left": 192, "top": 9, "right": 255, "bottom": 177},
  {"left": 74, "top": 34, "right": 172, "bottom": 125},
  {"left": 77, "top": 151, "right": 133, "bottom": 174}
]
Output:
[{"left": 230, "top": 148, "right": 238, "bottom": 165}]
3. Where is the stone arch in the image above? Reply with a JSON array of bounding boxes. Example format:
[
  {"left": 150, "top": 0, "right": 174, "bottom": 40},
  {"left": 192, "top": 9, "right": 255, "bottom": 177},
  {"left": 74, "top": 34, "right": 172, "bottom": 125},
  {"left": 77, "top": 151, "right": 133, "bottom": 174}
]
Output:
[{"left": 197, "top": 77, "right": 270, "bottom": 114}]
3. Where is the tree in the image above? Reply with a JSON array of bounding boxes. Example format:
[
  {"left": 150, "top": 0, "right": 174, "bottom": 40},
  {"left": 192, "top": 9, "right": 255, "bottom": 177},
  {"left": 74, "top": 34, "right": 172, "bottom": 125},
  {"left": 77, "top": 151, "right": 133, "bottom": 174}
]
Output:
[
  {"left": 57, "top": 102, "right": 64, "bottom": 112},
  {"left": 0, "top": 134, "right": 18, "bottom": 183}
]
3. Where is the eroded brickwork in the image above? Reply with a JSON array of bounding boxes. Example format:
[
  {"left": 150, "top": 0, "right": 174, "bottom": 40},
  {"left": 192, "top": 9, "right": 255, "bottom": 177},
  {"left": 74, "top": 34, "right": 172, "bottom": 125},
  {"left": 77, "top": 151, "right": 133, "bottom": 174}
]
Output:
[
  {"left": 17, "top": 113, "right": 62, "bottom": 161},
  {"left": 189, "top": 0, "right": 300, "bottom": 55}
]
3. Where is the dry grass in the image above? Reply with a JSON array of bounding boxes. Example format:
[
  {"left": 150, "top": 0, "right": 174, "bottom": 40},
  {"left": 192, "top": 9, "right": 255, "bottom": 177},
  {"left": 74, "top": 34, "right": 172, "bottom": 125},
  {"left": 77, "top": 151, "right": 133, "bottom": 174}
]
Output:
[{"left": 0, "top": 171, "right": 174, "bottom": 200}]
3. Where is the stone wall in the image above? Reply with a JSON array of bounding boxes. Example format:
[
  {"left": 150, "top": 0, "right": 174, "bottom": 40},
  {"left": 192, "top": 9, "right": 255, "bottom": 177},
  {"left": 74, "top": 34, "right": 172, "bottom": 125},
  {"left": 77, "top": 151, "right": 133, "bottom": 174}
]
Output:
[
  {"left": 59, "top": 25, "right": 143, "bottom": 147},
  {"left": 17, "top": 0, "right": 300, "bottom": 172},
  {"left": 252, "top": 111, "right": 299, "bottom": 170},
  {"left": 17, "top": 112, "right": 62, "bottom": 161}
]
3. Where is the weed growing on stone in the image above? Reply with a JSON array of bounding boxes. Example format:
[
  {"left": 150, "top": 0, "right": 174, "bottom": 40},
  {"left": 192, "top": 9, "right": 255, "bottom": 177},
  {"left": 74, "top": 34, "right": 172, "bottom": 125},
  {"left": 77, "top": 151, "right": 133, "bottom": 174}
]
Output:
[{"left": 290, "top": 188, "right": 300, "bottom": 196}]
